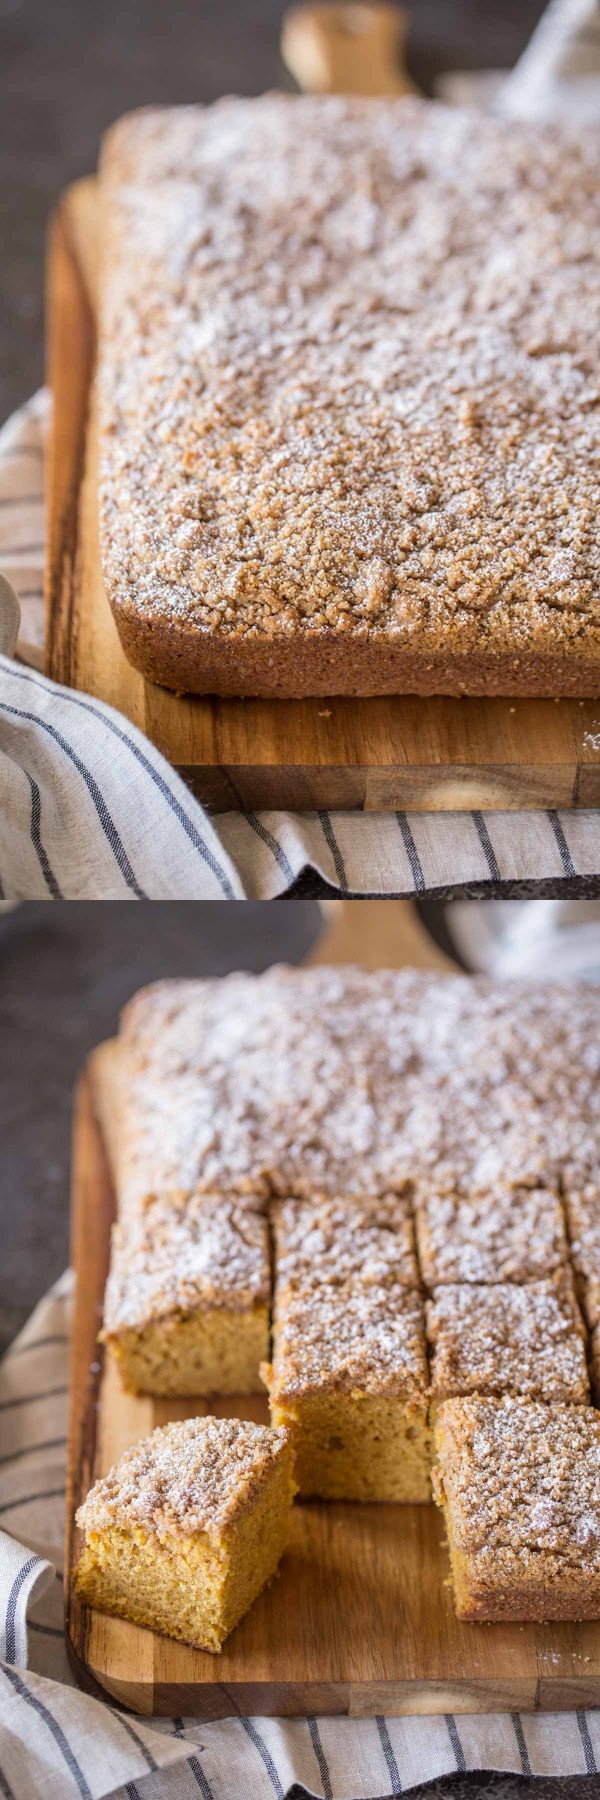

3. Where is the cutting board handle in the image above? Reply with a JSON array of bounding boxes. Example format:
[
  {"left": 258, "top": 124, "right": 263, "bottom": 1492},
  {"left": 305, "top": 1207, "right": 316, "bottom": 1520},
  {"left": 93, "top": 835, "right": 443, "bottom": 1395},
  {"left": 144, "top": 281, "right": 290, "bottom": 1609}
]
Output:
[{"left": 281, "top": 1, "right": 418, "bottom": 96}]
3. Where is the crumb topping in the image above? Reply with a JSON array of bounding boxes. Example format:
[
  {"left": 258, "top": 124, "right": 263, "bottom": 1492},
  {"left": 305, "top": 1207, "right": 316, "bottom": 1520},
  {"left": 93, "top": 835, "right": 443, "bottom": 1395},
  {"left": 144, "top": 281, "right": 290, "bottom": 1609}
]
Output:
[
  {"left": 103, "top": 1192, "right": 269, "bottom": 1334},
  {"left": 271, "top": 1193, "right": 418, "bottom": 1292},
  {"left": 427, "top": 1273, "right": 589, "bottom": 1404},
  {"left": 270, "top": 1283, "right": 428, "bottom": 1401},
  {"left": 435, "top": 1397, "right": 600, "bottom": 1570},
  {"left": 270, "top": 1195, "right": 427, "bottom": 1398},
  {"left": 416, "top": 1185, "right": 568, "bottom": 1287},
  {"left": 98, "top": 96, "right": 599, "bottom": 658},
  {"left": 116, "top": 967, "right": 600, "bottom": 1209},
  {"left": 76, "top": 1416, "right": 289, "bottom": 1541}
]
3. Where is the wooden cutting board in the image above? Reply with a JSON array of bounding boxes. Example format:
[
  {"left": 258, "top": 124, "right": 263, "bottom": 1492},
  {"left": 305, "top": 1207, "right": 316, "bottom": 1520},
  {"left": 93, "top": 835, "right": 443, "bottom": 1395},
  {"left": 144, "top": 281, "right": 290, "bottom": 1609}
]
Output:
[
  {"left": 46, "top": 178, "right": 600, "bottom": 813},
  {"left": 66, "top": 1045, "right": 600, "bottom": 1714}
]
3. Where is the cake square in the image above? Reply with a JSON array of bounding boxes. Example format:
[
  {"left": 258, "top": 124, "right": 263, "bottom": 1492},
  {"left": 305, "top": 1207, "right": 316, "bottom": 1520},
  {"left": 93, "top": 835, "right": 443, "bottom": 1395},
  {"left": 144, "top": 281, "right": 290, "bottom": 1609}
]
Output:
[
  {"left": 432, "top": 1397, "right": 600, "bottom": 1621},
  {"left": 102, "top": 1192, "right": 270, "bottom": 1395},
  {"left": 426, "top": 1271, "right": 589, "bottom": 1410},
  {"left": 414, "top": 1184, "right": 568, "bottom": 1289},
  {"left": 263, "top": 1195, "right": 430, "bottom": 1501},
  {"left": 564, "top": 1186, "right": 600, "bottom": 1327},
  {"left": 270, "top": 1191, "right": 419, "bottom": 1293},
  {"left": 74, "top": 1417, "right": 296, "bottom": 1652}
]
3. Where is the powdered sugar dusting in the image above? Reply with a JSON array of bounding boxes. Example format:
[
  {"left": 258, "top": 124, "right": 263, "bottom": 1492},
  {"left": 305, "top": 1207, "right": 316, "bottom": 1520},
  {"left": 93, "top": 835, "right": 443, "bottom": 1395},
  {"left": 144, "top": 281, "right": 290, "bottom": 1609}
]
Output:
[
  {"left": 427, "top": 1271, "right": 589, "bottom": 1404},
  {"left": 270, "top": 1194, "right": 426, "bottom": 1399},
  {"left": 98, "top": 96, "right": 600, "bottom": 679},
  {"left": 416, "top": 1185, "right": 569, "bottom": 1287},
  {"left": 118, "top": 967, "right": 600, "bottom": 1210},
  {"left": 437, "top": 1397, "right": 600, "bottom": 1567},
  {"left": 103, "top": 1191, "right": 269, "bottom": 1334},
  {"left": 76, "top": 1415, "right": 290, "bottom": 1540}
]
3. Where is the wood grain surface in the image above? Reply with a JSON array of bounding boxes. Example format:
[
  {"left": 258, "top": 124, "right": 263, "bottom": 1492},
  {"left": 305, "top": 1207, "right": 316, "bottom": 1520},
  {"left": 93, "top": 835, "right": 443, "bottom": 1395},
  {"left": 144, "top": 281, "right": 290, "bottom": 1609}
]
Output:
[
  {"left": 46, "top": 179, "right": 600, "bottom": 813},
  {"left": 65, "top": 908, "right": 600, "bottom": 1715}
]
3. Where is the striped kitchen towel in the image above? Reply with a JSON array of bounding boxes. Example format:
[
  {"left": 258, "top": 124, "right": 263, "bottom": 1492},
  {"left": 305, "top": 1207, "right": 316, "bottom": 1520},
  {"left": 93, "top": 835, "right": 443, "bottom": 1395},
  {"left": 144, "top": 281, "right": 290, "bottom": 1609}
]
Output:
[
  {"left": 438, "top": 0, "right": 600, "bottom": 116},
  {"left": 2, "top": 1274, "right": 600, "bottom": 1800},
  {"left": 499, "top": 0, "right": 600, "bottom": 121},
  {"left": 1, "top": 394, "right": 600, "bottom": 901}
]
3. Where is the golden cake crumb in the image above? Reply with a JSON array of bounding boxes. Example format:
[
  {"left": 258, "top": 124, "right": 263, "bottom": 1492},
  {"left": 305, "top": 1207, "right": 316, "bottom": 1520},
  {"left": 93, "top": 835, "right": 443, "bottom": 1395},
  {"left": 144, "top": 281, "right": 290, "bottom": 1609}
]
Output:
[
  {"left": 74, "top": 1417, "right": 296, "bottom": 1652},
  {"left": 264, "top": 1194, "right": 430, "bottom": 1500},
  {"left": 102, "top": 1193, "right": 270, "bottom": 1395}
]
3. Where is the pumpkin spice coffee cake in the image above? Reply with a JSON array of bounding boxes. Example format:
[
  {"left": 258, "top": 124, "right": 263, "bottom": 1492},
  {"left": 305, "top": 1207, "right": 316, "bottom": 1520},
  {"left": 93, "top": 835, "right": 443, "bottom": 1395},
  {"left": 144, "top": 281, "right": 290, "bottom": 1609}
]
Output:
[
  {"left": 74, "top": 1416, "right": 295, "bottom": 1651},
  {"left": 97, "top": 97, "right": 600, "bottom": 697},
  {"left": 432, "top": 1398, "right": 600, "bottom": 1622},
  {"left": 415, "top": 1183, "right": 570, "bottom": 1289},
  {"left": 426, "top": 1271, "right": 590, "bottom": 1413},
  {"left": 112, "top": 966, "right": 600, "bottom": 1210},
  {"left": 263, "top": 1195, "right": 430, "bottom": 1500},
  {"left": 102, "top": 965, "right": 600, "bottom": 1418},
  {"left": 101, "top": 1191, "right": 270, "bottom": 1395},
  {"left": 91, "top": 965, "right": 600, "bottom": 1626}
]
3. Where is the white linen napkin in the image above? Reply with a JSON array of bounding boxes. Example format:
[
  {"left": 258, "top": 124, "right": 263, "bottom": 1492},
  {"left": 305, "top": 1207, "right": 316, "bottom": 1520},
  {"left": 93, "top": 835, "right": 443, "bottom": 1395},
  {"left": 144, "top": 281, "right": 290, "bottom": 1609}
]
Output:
[
  {"left": 2, "top": 1273, "right": 600, "bottom": 1800},
  {"left": 2, "top": 395, "right": 600, "bottom": 900}
]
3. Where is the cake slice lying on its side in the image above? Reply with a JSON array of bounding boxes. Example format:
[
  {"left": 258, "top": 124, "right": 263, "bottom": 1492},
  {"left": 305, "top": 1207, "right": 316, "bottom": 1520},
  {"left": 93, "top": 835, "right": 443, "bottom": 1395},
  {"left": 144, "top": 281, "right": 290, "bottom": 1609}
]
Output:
[
  {"left": 102, "top": 1191, "right": 270, "bottom": 1395},
  {"left": 74, "top": 1416, "right": 296, "bottom": 1652},
  {"left": 432, "top": 1397, "right": 600, "bottom": 1622},
  {"left": 262, "top": 1194, "right": 430, "bottom": 1501}
]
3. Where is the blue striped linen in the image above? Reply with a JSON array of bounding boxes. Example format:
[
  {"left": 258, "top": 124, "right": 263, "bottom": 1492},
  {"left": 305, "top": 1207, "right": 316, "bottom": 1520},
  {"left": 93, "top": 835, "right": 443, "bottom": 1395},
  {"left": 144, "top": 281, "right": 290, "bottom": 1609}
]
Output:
[
  {"left": 1, "top": 393, "right": 600, "bottom": 901},
  {"left": 1, "top": 1275, "right": 600, "bottom": 1800}
]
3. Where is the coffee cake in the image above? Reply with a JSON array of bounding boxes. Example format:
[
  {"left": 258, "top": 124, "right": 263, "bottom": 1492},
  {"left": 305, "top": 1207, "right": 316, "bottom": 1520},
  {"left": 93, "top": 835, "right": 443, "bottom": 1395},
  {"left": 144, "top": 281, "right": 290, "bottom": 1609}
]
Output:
[
  {"left": 114, "top": 967, "right": 600, "bottom": 1211},
  {"left": 415, "top": 1184, "right": 569, "bottom": 1289},
  {"left": 74, "top": 1416, "right": 295, "bottom": 1651},
  {"left": 426, "top": 1272, "right": 589, "bottom": 1410},
  {"left": 98, "top": 97, "right": 600, "bottom": 697},
  {"left": 263, "top": 1195, "right": 430, "bottom": 1500},
  {"left": 433, "top": 1397, "right": 600, "bottom": 1621},
  {"left": 102, "top": 1192, "right": 270, "bottom": 1394}
]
